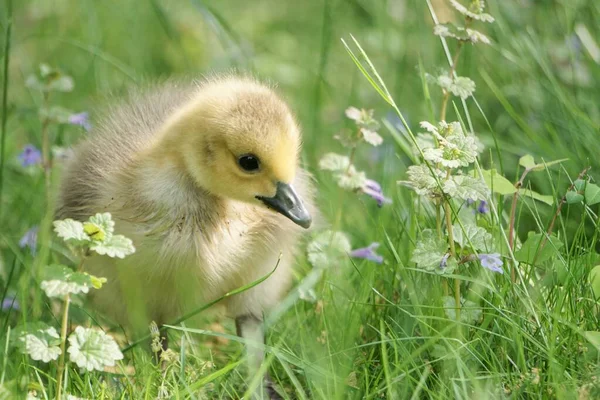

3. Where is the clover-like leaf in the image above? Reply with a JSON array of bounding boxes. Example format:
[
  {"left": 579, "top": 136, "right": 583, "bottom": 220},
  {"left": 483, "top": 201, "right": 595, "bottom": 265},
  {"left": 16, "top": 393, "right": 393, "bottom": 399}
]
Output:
[
  {"left": 18, "top": 324, "right": 61, "bottom": 363},
  {"left": 411, "top": 229, "right": 453, "bottom": 273},
  {"left": 90, "top": 234, "right": 135, "bottom": 259},
  {"left": 443, "top": 296, "right": 482, "bottom": 324},
  {"left": 449, "top": 0, "right": 495, "bottom": 22},
  {"left": 319, "top": 153, "right": 350, "bottom": 172},
  {"left": 433, "top": 24, "right": 491, "bottom": 45},
  {"left": 53, "top": 219, "right": 90, "bottom": 244},
  {"left": 452, "top": 223, "right": 492, "bottom": 251},
  {"left": 443, "top": 175, "right": 489, "bottom": 201},
  {"left": 399, "top": 164, "right": 445, "bottom": 197},
  {"left": 307, "top": 230, "right": 352, "bottom": 269},
  {"left": 67, "top": 326, "right": 123, "bottom": 371},
  {"left": 40, "top": 264, "right": 106, "bottom": 298},
  {"left": 361, "top": 129, "right": 383, "bottom": 146},
  {"left": 435, "top": 74, "right": 476, "bottom": 99},
  {"left": 335, "top": 167, "right": 367, "bottom": 190},
  {"left": 83, "top": 212, "right": 115, "bottom": 242}
]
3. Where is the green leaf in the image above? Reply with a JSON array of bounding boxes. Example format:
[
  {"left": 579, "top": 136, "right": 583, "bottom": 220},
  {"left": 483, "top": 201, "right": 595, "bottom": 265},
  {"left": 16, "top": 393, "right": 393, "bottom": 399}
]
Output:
[
  {"left": 519, "top": 154, "right": 536, "bottom": 169},
  {"left": 443, "top": 175, "right": 488, "bottom": 202},
  {"left": 411, "top": 229, "right": 454, "bottom": 273},
  {"left": 67, "top": 326, "right": 123, "bottom": 371},
  {"left": 452, "top": 223, "right": 492, "bottom": 251},
  {"left": 90, "top": 234, "right": 135, "bottom": 259},
  {"left": 518, "top": 188, "right": 554, "bottom": 205},
  {"left": 584, "top": 183, "right": 600, "bottom": 205},
  {"left": 443, "top": 296, "right": 482, "bottom": 324},
  {"left": 18, "top": 324, "right": 61, "bottom": 363},
  {"left": 307, "top": 230, "right": 352, "bottom": 269},
  {"left": 590, "top": 265, "right": 600, "bottom": 300},
  {"left": 480, "top": 169, "right": 516, "bottom": 195},
  {"left": 566, "top": 191, "right": 584, "bottom": 204},
  {"left": 318, "top": 153, "right": 350, "bottom": 172},
  {"left": 40, "top": 264, "right": 105, "bottom": 298},
  {"left": 584, "top": 331, "right": 600, "bottom": 350},
  {"left": 38, "top": 106, "right": 73, "bottom": 124},
  {"left": 574, "top": 179, "right": 587, "bottom": 192},
  {"left": 515, "top": 233, "right": 564, "bottom": 265},
  {"left": 53, "top": 219, "right": 90, "bottom": 244}
]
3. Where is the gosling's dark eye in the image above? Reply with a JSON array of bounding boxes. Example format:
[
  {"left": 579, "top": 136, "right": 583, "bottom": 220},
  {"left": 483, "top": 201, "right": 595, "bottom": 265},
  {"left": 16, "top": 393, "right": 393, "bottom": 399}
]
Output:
[{"left": 238, "top": 154, "right": 261, "bottom": 172}]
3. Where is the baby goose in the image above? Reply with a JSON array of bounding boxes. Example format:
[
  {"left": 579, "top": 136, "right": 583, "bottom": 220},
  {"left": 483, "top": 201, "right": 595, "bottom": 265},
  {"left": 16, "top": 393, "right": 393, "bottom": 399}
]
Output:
[{"left": 56, "top": 75, "right": 315, "bottom": 398}]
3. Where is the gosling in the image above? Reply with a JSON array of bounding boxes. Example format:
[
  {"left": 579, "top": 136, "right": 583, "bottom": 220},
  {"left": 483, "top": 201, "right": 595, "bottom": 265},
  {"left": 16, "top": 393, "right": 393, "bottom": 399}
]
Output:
[{"left": 56, "top": 75, "right": 316, "bottom": 398}]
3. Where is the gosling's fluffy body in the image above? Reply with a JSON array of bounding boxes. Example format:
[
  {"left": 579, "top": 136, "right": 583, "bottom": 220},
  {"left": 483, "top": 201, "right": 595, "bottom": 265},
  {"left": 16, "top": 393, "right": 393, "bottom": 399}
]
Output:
[{"left": 57, "top": 76, "right": 315, "bottom": 330}]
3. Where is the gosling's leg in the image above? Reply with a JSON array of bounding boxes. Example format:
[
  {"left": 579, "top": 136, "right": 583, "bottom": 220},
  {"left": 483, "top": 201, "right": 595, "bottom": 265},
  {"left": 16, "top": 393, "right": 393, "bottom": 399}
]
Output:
[{"left": 235, "top": 315, "right": 282, "bottom": 400}]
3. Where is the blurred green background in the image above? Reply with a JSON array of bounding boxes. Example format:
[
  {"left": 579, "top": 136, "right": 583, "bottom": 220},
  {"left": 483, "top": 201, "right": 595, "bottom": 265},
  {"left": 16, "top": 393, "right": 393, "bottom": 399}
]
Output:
[{"left": 2, "top": 0, "right": 600, "bottom": 398}]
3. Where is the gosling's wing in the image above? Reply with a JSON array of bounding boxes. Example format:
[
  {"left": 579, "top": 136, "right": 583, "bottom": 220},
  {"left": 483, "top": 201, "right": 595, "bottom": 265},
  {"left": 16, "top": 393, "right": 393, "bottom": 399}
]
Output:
[{"left": 56, "top": 79, "right": 200, "bottom": 220}]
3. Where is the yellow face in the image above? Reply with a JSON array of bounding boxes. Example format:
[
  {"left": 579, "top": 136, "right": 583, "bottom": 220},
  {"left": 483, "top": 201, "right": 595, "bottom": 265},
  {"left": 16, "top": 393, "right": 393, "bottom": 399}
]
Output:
[{"left": 172, "top": 79, "right": 311, "bottom": 228}]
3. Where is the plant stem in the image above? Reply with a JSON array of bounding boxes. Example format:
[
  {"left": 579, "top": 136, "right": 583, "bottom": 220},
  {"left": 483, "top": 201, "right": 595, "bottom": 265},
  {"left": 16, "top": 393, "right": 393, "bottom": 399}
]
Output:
[
  {"left": 56, "top": 257, "right": 84, "bottom": 400},
  {"left": 55, "top": 293, "right": 71, "bottom": 400},
  {"left": 508, "top": 168, "right": 530, "bottom": 282},
  {"left": 443, "top": 199, "right": 460, "bottom": 319},
  {"left": 0, "top": 0, "right": 13, "bottom": 218},
  {"left": 40, "top": 92, "right": 52, "bottom": 197},
  {"left": 439, "top": 42, "right": 464, "bottom": 121}
]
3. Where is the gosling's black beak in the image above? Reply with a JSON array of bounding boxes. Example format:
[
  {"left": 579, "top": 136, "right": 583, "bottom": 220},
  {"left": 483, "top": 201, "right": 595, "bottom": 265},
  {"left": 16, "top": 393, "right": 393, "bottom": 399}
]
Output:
[{"left": 256, "top": 182, "right": 312, "bottom": 229}]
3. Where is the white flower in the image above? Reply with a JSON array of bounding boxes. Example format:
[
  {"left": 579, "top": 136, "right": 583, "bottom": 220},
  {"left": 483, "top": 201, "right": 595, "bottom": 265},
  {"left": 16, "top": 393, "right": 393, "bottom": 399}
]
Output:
[
  {"left": 466, "top": 29, "right": 491, "bottom": 44},
  {"left": 67, "top": 326, "right": 123, "bottom": 371}
]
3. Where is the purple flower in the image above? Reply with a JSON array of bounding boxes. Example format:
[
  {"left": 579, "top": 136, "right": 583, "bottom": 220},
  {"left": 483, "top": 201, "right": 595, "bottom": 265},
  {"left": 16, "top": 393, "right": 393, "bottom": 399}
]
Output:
[
  {"left": 19, "top": 226, "right": 38, "bottom": 255},
  {"left": 350, "top": 242, "right": 384, "bottom": 264},
  {"left": 477, "top": 200, "right": 489, "bottom": 214},
  {"left": 361, "top": 179, "right": 392, "bottom": 207},
  {"left": 68, "top": 112, "right": 91, "bottom": 131},
  {"left": 18, "top": 145, "right": 42, "bottom": 167},
  {"left": 440, "top": 253, "right": 450, "bottom": 270},
  {"left": 1, "top": 295, "right": 19, "bottom": 312},
  {"left": 478, "top": 253, "right": 503, "bottom": 274}
]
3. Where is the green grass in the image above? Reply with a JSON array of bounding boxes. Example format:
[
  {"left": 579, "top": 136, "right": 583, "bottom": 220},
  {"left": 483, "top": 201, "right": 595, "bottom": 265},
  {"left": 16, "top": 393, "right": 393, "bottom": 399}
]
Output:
[{"left": 2, "top": 0, "right": 600, "bottom": 398}]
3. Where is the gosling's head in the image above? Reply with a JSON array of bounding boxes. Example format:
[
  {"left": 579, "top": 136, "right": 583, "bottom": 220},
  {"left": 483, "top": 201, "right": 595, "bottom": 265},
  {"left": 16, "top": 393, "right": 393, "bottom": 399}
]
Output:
[{"left": 163, "top": 77, "right": 311, "bottom": 228}]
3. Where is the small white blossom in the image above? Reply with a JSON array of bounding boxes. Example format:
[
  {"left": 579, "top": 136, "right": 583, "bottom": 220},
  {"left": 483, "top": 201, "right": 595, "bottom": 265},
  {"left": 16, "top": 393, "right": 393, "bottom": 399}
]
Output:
[{"left": 67, "top": 326, "right": 123, "bottom": 371}]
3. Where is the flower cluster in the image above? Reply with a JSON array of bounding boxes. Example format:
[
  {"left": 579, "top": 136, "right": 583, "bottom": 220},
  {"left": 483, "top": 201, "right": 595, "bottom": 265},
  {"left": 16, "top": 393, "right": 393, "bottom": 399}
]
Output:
[{"left": 319, "top": 107, "right": 391, "bottom": 207}]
